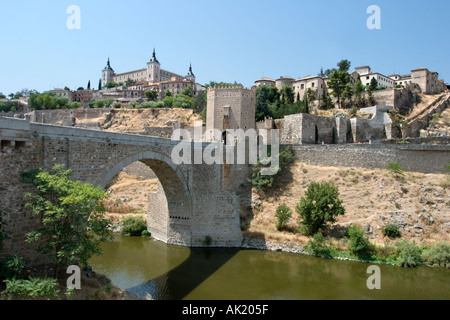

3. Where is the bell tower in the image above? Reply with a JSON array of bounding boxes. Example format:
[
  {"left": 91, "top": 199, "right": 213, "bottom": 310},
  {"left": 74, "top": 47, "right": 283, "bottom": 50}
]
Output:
[
  {"left": 101, "top": 58, "right": 115, "bottom": 88},
  {"left": 147, "top": 48, "right": 161, "bottom": 83},
  {"left": 185, "top": 63, "right": 196, "bottom": 83}
]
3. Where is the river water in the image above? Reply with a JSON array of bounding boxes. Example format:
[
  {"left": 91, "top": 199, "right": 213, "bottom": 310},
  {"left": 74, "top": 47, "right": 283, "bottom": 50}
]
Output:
[{"left": 89, "top": 235, "right": 450, "bottom": 300}]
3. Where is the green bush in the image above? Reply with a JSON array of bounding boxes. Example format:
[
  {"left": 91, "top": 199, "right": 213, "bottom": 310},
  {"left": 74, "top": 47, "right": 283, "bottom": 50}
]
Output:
[
  {"left": 382, "top": 224, "right": 401, "bottom": 239},
  {"left": 308, "top": 233, "right": 332, "bottom": 257},
  {"left": 141, "top": 230, "right": 152, "bottom": 238},
  {"left": 203, "top": 235, "right": 212, "bottom": 246},
  {"left": 120, "top": 216, "right": 147, "bottom": 237},
  {"left": 387, "top": 162, "right": 404, "bottom": 176},
  {"left": 396, "top": 240, "right": 422, "bottom": 268},
  {"left": 347, "top": 225, "right": 372, "bottom": 255},
  {"left": 247, "top": 146, "right": 295, "bottom": 193},
  {"left": 0, "top": 255, "right": 26, "bottom": 279},
  {"left": 422, "top": 242, "right": 450, "bottom": 268},
  {"left": 296, "top": 182, "right": 345, "bottom": 236},
  {"left": 4, "top": 277, "right": 60, "bottom": 300},
  {"left": 275, "top": 203, "right": 292, "bottom": 231}
]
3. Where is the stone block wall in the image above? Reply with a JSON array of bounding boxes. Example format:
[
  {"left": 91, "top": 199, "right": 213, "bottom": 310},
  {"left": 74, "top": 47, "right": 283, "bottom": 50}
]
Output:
[
  {"left": 292, "top": 144, "right": 449, "bottom": 173},
  {"left": 1, "top": 117, "right": 245, "bottom": 265},
  {"left": 206, "top": 85, "right": 256, "bottom": 134}
]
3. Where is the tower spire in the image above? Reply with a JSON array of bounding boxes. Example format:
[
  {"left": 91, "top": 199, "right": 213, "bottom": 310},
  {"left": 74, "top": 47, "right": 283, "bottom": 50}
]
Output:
[
  {"left": 150, "top": 48, "right": 159, "bottom": 63},
  {"left": 187, "top": 62, "right": 194, "bottom": 76}
]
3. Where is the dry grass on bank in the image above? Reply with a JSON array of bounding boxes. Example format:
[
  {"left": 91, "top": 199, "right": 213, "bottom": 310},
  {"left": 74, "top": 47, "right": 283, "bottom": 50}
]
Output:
[
  {"left": 103, "top": 172, "right": 157, "bottom": 223},
  {"left": 243, "top": 161, "right": 449, "bottom": 247}
]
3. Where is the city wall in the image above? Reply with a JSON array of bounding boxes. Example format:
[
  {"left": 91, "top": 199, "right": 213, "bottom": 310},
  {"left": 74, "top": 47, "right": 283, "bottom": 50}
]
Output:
[{"left": 292, "top": 144, "right": 449, "bottom": 173}]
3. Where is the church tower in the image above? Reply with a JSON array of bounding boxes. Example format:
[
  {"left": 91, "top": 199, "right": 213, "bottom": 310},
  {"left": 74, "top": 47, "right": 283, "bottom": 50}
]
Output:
[
  {"left": 147, "top": 49, "right": 161, "bottom": 83},
  {"left": 185, "top": 63, "right": 196, "bottom": 83},
  {"left": 102, "top": 58, "right": 115, "bottom": 88}
]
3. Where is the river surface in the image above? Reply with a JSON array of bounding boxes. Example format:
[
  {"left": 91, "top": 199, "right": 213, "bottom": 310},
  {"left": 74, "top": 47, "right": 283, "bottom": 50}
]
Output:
[{"left": 89, "top": 235, "right": 450, "bottom": 300}]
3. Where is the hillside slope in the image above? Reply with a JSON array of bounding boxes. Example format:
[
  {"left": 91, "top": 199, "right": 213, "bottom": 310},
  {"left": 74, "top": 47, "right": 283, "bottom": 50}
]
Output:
[{"left": 243, "top": 162, "right": 449, "bottom": 246}]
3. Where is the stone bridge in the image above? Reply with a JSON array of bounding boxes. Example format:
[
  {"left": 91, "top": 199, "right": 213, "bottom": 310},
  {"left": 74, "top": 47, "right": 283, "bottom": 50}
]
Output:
[{"left": 0, "top": 117, "right": 244, "bottom": 264}]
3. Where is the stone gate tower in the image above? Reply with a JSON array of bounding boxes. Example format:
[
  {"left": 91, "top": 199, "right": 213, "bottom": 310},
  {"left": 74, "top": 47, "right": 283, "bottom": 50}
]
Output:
[{"left": 206, "top": 84, "right": 256, "bottom": 139}]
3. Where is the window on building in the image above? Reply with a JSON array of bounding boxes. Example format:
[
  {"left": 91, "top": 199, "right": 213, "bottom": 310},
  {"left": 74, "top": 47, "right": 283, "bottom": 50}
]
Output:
[
  {"left": 312, "top": 83, "right": 315, "bottom": 88},
  {"left": 301, "top": 84, "right": 304, "bottom": 90}
]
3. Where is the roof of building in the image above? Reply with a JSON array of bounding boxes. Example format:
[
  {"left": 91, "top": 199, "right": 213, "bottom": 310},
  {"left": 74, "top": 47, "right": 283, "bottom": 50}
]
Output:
[
  {"left": 255, "top": 77, "right": 276, "bottom": 82},
  {"left": 295, "top": 75, "right": 321, "bottom": 81},
  {"left": 149, "top": 48, "right": 159, "bottom": 63}
]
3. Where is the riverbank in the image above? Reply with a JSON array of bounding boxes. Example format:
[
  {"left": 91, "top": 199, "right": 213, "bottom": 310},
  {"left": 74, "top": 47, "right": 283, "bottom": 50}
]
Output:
[
  {"left": 241, "top": 236, "right": 397, "bottom": 266},
  {"left": 0, "top": 263, "right": 142, "bottom": 300},
  {"left": 241, "top": 235, "right": 449, "bottom": 269}
]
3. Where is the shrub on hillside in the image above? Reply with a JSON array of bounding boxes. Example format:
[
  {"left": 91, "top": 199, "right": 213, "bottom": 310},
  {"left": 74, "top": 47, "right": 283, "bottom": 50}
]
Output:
[
  {"left": 308, "top": 232, "right": 332, "bottom": 258},
  {"left": 422, "top": 242, "right": 450, "bottom": 268},
  {"left": 275, "top": 203, "right": 292, "bottom": 231},
  {"left": 347, "top": 225, "right": 372, "bottom": 255},
  {"left": 382, "top": 224, "right": 401, "bottom": 239},
  {"left": 3, "top": 277, "right": 60, "bottom": 300},
  {"left": 248, "top": 146, "right": 295, "bottom": 193},
  {"left": 120, "top": 216, "right": 147, "bottom": 237},
  {"left": 296, "top": 182, "right": 345, "bottom": 236},
  {"left": 396, "top": 240, "right": 422, "bottom": 268},
  {"left": 0, "top": 255, "right": 26, "bottom": 280}
]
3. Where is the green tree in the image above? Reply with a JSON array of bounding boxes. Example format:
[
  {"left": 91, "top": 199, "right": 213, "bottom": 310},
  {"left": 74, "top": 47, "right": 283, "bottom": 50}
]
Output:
[
  {"left": 165, "top": 90, "right": 173, "bottom": 98},
  {"left": 275, "top": 203, "right": 292, "bottom": 231},
  {"left": 21, "top": 165, "right": 113, "bottom": 274},
  {"left": 181, "top": 86, "right": 194, "bottom": 97},
  {"left": 369, "top": 78, "right": 379, "bottom": 92},
  {"left": 337, "top": 59, "right": 351, "bottom": 72},
  {"left": 145, "top": 89, "right": 158, "bottom": 102},
  {"left": 255, "top": 85, "right": 279, "bottom": 121},
  {"left": 319, "top": 91, "right": 333, "bottom": 110},
  {"left": 280, "top": 85, "right": 295, "bottom": 106},
  {"left": 125, "top": 78, "right": 135, "bottom": 87},
  {"left": 67, "top": 102, "right": 81, "bottom": 109},
  {"left": 193, "top": 91, "right": 207, "bottom": 111},
  {"left": 120, "top": 216, "right": 147, "bottom": 237},
  {"left": 163, "top": 95, "right": 174, "bottom": 108},
  {"left": 396, "top": 240, "right": 422, "bottom": 268},
  {"left": 305, "top": 88, "right": 317, "bottom": 103},
  {"left": 328, "top": 70, "right": 349, "bottom": 109},
  {"left": 342, "top": 85, "right": 354, "bottom": 108},
  {"left": 296, "top": 182, "right": 345, "bottom": 235},
  {"left": 347, "top": 225, "right": 371, "bottom": 255},
  {"left": 104, "top": 82, "right": 118, "bottom": 89},
  {"left": 248, "top": 146, "right": 295, "bottom": 193}
]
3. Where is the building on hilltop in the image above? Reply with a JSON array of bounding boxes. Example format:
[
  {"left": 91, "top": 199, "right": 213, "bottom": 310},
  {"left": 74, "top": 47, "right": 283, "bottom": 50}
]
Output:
[
  {"left": 350, "top": 66, "right": 395, "bottom": 88},
  {"left": 101, "top": 49, "right": 201, "bottom": 98},
  {"left": 256, "top": 66, "right": 446, "bottom": 104}
]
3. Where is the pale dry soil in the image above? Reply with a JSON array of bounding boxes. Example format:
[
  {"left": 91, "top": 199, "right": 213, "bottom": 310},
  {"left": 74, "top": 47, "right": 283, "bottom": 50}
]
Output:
[
  {"left": 107, "top": 163, "right": 449, "bottom": 249},
  {"left": 244, "top": 162, "right": 449, "bottom": 247},
  {"left": 103, "top": 171, "right": 157, "bottom": 223}
]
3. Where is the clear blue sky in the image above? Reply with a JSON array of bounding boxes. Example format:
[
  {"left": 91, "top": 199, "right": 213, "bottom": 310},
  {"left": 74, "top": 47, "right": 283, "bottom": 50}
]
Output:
[{"left": 0, "top": 0, "right": 449, "bottom": 95}]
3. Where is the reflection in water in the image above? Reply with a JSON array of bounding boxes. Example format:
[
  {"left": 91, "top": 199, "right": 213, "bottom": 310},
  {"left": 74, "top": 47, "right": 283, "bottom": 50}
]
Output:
[
  {"left": 89, "top": 236, "right": 450, "bottom": 300},
  {"left": 127, "top": 248, "right": 239, "bottom": 300}
]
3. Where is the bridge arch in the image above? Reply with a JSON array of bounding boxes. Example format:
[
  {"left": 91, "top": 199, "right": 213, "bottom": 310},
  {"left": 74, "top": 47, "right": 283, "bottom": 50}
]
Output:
[{"left": 98, "top": 150, "right": 193, "bottom": 246}]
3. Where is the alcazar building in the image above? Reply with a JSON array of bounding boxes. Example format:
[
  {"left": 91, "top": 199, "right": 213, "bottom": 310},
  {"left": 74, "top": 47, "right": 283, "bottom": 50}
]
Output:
[{"left": 101, "top": 49, "right": 199, "bottom": 97}]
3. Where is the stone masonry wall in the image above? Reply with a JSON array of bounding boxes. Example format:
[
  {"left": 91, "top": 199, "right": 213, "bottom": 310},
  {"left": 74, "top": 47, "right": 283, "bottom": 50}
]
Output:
[
  {"left": 292, "top": 144, "right": 449, "bottom": 173},
  {"left": 0, "top": 117, "right": 244, "bottom": 265}
]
